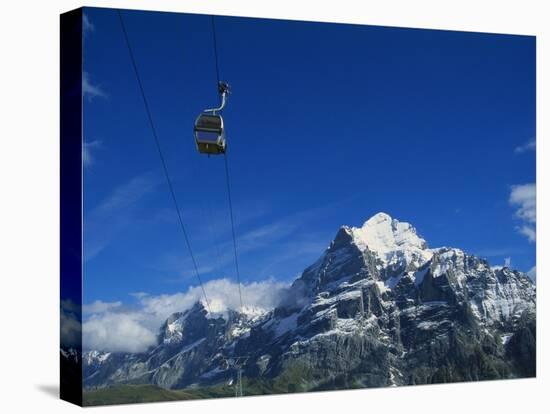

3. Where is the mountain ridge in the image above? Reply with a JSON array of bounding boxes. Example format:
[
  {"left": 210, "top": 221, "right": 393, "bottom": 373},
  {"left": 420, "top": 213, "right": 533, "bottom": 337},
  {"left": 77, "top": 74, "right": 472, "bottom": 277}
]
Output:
[{"left": 77, "top": 212, "right": 536, "bottom": 394}]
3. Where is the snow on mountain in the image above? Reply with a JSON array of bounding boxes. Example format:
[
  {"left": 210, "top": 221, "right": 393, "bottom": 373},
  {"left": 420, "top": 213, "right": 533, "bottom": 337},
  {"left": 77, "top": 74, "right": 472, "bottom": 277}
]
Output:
[
  {"left": 82, "top": 212, "right": 536, "bottom": 392},
  {"left": 348, "top": 212, "right": 433, "bottom": 270},
  {"left": 161, "top": 312, "right": 188, "bottom": 345},
  {"left": 85, "top": 350, "right": 111, "bottom": 365},
  {"left": 61, "top": 347, "right": 80, "bottom": 364}
]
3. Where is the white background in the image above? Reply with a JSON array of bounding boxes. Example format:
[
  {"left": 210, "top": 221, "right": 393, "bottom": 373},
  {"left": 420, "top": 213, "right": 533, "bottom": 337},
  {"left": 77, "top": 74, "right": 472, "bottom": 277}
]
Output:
[{"left": 0, "top": 0, "right": 547, "bottom": 412}]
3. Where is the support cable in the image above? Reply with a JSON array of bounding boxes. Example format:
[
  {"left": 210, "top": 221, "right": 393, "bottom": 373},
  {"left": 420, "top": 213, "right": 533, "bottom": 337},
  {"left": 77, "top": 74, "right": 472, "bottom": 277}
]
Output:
[
  {"left": 223, "top": 152, "right": 244, "bottom": 311},
  {"left": 210, "top": 15, "right": 245, "bottom": 311},
  {"left": 211, "top": 15, "right": 221, "bottom": 87},
  {"left": 118, "top": 10, "right": 211, "bottom": 314}
]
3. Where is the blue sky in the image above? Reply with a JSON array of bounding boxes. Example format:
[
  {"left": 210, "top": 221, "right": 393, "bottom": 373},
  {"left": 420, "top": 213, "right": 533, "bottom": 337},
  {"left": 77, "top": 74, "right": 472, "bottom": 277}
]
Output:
[{"left": 82, "top": 7, "right": 536, "bottom": 307}]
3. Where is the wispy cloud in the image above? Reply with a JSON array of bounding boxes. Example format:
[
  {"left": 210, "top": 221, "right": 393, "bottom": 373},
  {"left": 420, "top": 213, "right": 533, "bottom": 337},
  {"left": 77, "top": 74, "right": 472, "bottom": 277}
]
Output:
[
  {"left": 83, "top": 72, "right": 107, "bottom": 102},
  {"left": 527, "top": 266, "right": 536, "bottom": 282},
  {"left": 96, "top": 173, "right": 158, "bottom": 215},
  {"left": 83, "top": 278, "right": 290, "bottom": 353},
  {"left": 83, "top": 140, "right": 102, "bottom": 168},
  {"left": 256, "top": 236, "right": 329, "bottom": 280},
  {"left": 81, "top": 15, "right": 107, "bottom": 102},
  {"left": 83, "top": 13, "right": 95, "bottom": 35},
  {"left": 509, "top": 183, "right": 536, "bottom": 242},
  {"left": 162, "top": 199, "right": 347, "bottom": 282},
  {"left": 84, "top": 172, "right": 160, "bottom": 260},
  {"left": 514, "top": 139, "right": 536, "bottom": 154}
]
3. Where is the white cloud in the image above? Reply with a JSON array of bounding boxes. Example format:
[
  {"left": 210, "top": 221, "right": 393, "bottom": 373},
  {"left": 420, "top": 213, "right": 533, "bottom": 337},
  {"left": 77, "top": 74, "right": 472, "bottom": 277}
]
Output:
[
  {"left": 61, "top": 300, "right": 81, "bottom": 348},
  {"left": 141, "top": 278, "right": 289, "bottom": 316},
  {"left": 84, "top": 312, "right": 157, "bottom": 353},
  {"left": 83, "top": 72, "right": 107, "bottom": 101},
  {"left": 83, "top": 300, "right": 122, "bottom": 314},
  {"left": 518, "top": 225, "right": 536, "bottom": 243},
  {"left": 83, "top": 140, "right": 102, "bottom": 167},
  {"left": 509, "top": 183, "right": 536, "bottom": 242},
  {"left": 514, "top": 139, "right": 536, "bottom": 154},
  {"left": 61, "top": 312, "right": 81, "bottom": 348},
  {"left": 510, "top": 184, "right": 536, "bottom": 223},
  {"left": 83, "top": 278, "right": 290, "bottom": 353}
]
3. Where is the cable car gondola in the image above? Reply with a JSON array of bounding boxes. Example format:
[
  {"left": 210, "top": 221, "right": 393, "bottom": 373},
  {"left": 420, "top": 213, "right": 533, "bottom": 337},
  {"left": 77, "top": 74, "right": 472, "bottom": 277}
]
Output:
[{"left": 194, "top": 81, "right": 231, "bottom": 155}]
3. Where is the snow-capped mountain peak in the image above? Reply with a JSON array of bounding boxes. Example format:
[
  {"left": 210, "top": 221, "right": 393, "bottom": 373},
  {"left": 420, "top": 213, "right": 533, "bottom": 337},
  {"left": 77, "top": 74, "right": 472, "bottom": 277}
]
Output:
[
  {"left": 348, "top": 212, "right": 432, "bottom": 268},
  {"left": 82, "top": 213, "right": 536, "bottom": 393},
  {"left": 84, "top": 349, "right": 111, "bottom": 366}
]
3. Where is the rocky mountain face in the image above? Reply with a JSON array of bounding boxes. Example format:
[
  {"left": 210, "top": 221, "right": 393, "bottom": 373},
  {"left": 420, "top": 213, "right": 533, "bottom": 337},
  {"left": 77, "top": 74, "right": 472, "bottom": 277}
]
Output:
[{"left": 82, "top": 213, "right": 536, "bottom": 392}]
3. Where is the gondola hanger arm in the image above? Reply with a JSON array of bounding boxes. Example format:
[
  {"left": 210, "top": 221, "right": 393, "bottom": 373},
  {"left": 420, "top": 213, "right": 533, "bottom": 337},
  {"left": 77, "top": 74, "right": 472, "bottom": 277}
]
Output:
[{"left": 204, "top": 81, "right": 231, "bottom": 114}]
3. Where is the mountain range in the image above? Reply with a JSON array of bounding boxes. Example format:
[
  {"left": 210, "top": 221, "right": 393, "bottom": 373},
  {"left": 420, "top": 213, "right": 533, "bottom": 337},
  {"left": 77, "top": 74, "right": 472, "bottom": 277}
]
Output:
[{"left": 71, "top": 212, "right": 536, "bottom": 399}]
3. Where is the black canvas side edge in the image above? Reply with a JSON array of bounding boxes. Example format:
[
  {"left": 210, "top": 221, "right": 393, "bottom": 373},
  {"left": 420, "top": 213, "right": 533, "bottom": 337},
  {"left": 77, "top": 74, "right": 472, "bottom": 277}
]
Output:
[{"left": 60, "top": 7, "right": 83, "bottom": 407}]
